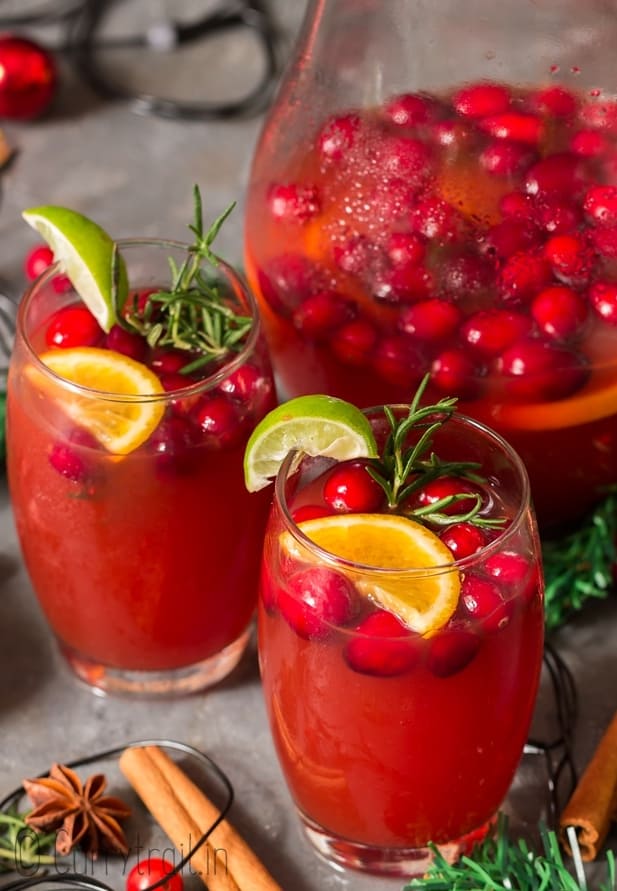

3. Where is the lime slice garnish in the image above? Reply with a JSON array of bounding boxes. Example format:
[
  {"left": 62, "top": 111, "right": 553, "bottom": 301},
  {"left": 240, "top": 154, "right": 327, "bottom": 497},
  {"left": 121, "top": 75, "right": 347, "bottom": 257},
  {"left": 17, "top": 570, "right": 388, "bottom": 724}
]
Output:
[
  {"left": 243, "top": 394, "right": 378, "bottom": 492},
  {"left": 22, "top": 205, "right": 128, "bottom": 333}
]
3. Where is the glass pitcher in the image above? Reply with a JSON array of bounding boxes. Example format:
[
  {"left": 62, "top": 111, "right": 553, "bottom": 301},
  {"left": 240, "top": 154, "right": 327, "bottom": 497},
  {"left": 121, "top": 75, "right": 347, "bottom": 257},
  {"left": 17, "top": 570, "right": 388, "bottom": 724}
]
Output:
[{"left": 244, "top": 0, "right": 617, "bottom": 531}]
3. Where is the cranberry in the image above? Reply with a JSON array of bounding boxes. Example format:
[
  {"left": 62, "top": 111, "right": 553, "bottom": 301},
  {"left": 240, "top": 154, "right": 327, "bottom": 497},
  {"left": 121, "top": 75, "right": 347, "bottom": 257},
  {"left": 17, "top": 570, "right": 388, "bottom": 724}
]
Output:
[
  {"left": 440, "top": 252, "right": 492, "bottom": 297},
  {"left": 292, "top": 504, "right": 334, "bottom": 524},
  {"left": 150, "top": 416, "right": 201, "bottom": 475},
  {"left": 589, "top": 281, "right": 617, "bottom": 325},
  {"left": 588, "top": 227, "right": 617, "bottom": 258},
  {"left": 524, "top": 153, "right": 583, "bottom": 197},
  {"left": 427, "top": 624, "right": 480, "bottom": 677},
  {"left": 410, "top": 476, "right": 482, "bottom": 516},
  {"left": 373, "top": 335, "right": 425, "bottom": 388},
  {"left": 257, "top": 253, "right": 325, "bottom": 315},
  {"left": 479, "top": 141, "right": 536, "bottom": 176},
  {"left": 386, "top": 232, "right": 426, "bottom": 269},
  {"left": 383, "top": 92, "right": 436, "bottom": 127},
  {"left": 293, "top": 291, "right": 355, "bottom": 339},
  {"left": 24, "top": 244, "right": 54, "bottom": 280},
  {"left": 322, "top": 460, "right": 384, "bottom": 513},
  {"left": 399, "top": 299, "right": 461, "bottom": 343},
  {"left": 499, "top": 191, "right": 534, "bottom": 220},
  {"left": 498, "top": 337, "right": 588, "bottom": 401},
  {"left": 533, "top": 197, "right": 582, "bottom": 235},
  {"left": 440, "top": 523, "right": 486, "bottom": 559},
  {"left": 344, "top": 610, "right": 421, "bottom": 677},
  {"left": 267, "top": 182, "right": 320, "bottom": 223},
  {"left": 333, "top": 234, "right": 379, "bottom": 277},
  {"left": 410, "top": 194, "right": 461, "bottom": 243},
  {"left": 531, "top": 286, "right": 588, "bottom": 341},
  {"left": 430, "top": 119, "right": 474, "bottom": 148},
  {"left": 485, "top": 551, "right": 537, "bottom": 605},
  {"left": 126, "top": 858, "right": 183, "bottom": 891},
  {"left": 579, "top": 100, "right": 617, "bottom": 131},
  {"left": 48, "top": 427, "right": 99, "bottom": 483},
  {"left": 461, "top": 575, "right": 513, "bottom": 633},
  {"left": 45, "top": 305, "right": 101, "bottom": 348},
  {"left": 279, "top": 566, "right": 357, "bottom": 640},
  {"left": 331, "top": 317, "right": 378, "bottom": 366},
  {"left": 431, "top": 348, "right": 480, "bottom": 400},
  {"left": 122, "top": 288, "right": 159, "bottom": 320},
  {"left": 453, "top": 82, "right": 511, "bottom": 118},
  {"left": 529, "top": 85, "right": 577, "bottom": 117},
  {"left": 460, "top": 309, "right": 532, "bottom": 357},
  {"left": 373, "top": 263, "right": 436, "bottom": 302},
  {"left": 105, "top": 324, "right": 147, "bottom": 361},
  {"left": 194, "top": 395, "right": 242, "bottom": 447},
  {"left": 219, "top": 363, "right": 263, "bottom": 403},
  {"left": 584, "top": 185, "right": 617, "bottom": 227},
  {"left": 480, "top": 219, "right": 540, "bottom": 258},
  {"left": 368, "top": 177, "right": 417, "bottom": 225},
  {"left": 543, "top": 234, "right": 593, "bottom": 285},
  {"left": 317, "top": 113, "right": 362, "bottom": 163},
  {"left": 375, "top": 134, "right": 432, "bottom": 183},
  {"left": 499, "top": 251, "right": 552, "bottom": 303},
  {"left": 479, "top": 112, "right": 543, "bottom": 145},
  {"left": 149, "top": 348, "right": 190, "bottom": 375},
  {"left": 570, "top": 129, "right": 610, "bottom": 158}
]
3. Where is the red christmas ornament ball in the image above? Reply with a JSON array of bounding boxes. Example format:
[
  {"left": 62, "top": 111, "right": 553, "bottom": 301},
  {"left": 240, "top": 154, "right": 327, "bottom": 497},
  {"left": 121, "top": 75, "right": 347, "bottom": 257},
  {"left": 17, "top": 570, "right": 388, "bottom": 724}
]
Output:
[{"left": 0, "top": 35, "right": 57, "bottom": 120}]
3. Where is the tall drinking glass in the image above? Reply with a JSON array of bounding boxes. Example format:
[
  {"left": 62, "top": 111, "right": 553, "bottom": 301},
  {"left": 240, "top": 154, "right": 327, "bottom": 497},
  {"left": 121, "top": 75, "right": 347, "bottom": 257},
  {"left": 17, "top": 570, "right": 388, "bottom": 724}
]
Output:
[
  {"left": 258, "top": 407, "right": 544, "bottom": 876},
  {"left": 7, "top": 239, "right": 276, "bottom": 696}
]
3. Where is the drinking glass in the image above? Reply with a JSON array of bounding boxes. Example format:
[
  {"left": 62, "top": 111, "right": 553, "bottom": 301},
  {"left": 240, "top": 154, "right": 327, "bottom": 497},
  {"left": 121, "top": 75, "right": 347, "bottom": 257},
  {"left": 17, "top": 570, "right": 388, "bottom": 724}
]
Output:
[
  {"left": 244, "top": 0, "right": 617, "bottom": 530},
  {"left": 7, "top": 239, "right": 275, "bottom": 696},
  {"left": 258, "top": 408, "right": 544, "bottom": 876}
]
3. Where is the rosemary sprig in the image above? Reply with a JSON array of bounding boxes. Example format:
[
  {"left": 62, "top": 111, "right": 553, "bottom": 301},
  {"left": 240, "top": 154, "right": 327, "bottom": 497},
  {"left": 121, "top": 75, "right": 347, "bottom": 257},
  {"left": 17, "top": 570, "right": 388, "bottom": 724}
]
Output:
[
  {"left": 405, "top": 814, "right": 616, "bottom": 891},
  {"left": 367, "top": 375, "right": 506, "bottom": 530},
  {"left": 121, "top": 185, "right": 252, "bottom": 373},
  {"left": 0, "top": 805, "right": 56, "bottom": 872},
  {"left": 542, "top": 488, "right": 617, "bottom": 631}
]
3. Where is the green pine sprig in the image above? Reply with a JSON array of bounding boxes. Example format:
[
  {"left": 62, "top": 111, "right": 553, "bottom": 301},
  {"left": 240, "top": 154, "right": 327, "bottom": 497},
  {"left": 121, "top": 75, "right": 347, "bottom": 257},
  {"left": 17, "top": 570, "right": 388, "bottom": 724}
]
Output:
[
  {"left": 405, "top": 814, "right": 616, "bottom": 891},
  {"left": 0, "top": 805, "right": 56, "bottom": 872},
  {"left": 542, "top": 488, "right": 617, "bottom": 631}
]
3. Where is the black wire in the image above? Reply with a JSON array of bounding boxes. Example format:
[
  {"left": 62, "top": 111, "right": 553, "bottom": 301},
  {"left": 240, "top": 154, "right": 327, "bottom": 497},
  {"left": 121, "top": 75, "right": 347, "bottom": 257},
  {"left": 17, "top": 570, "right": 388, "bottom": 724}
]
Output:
[
  {"left": 0, "top": 0, "right": 83, "bottom": 26},
  {"left": 0, "top": 738, "right": 235, "bottom": 891}
]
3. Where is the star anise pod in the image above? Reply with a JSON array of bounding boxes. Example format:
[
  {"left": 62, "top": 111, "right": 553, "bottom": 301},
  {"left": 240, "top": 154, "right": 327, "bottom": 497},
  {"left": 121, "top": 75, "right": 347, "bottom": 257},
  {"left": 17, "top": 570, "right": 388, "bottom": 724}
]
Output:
[{"left": 23, "top": 763, "right": 131, "bottom": 858}]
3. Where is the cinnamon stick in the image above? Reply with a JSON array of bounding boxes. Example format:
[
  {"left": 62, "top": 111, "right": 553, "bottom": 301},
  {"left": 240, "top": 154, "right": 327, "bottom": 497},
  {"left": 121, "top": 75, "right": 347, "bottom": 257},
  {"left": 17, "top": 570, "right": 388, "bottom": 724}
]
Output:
[
  {"left": 119, "top": 746, "right": 283, "bottom": 891},
  {"left": 559, "top": 710, "right": 617, "bottom": 861}
]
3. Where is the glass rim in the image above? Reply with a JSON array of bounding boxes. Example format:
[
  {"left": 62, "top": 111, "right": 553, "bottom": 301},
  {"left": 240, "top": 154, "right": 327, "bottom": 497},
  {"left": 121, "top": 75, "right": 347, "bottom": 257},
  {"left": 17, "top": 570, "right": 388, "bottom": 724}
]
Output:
[
  {"left": 274, "top": 407, "right": 533, "bottom": 576},
  {"left": 17, "top": 237, "right": 263, "bottom": 404}
]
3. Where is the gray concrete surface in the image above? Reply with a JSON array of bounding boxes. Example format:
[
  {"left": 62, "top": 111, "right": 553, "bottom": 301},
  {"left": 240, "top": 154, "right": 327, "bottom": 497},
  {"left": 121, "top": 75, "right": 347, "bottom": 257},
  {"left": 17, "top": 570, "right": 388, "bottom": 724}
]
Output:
[{"left": 0, "top": 2, "right": 616, "bottom": 888}]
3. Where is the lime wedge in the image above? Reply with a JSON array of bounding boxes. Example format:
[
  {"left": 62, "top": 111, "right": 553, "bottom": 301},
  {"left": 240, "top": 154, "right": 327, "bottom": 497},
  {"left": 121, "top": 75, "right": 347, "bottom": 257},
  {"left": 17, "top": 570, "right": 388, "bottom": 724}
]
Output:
[
  {"left": 22, "top": 205, "right": 128, "bottom": 333},
  {"left": 244, "top": 394, "right": 378, "bottom": 492}
]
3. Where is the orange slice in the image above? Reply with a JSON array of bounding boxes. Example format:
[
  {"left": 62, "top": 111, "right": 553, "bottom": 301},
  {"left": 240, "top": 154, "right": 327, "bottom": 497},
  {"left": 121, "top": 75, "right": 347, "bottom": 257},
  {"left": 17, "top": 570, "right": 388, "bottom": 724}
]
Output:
[
  {"left": 37, "top": 347, "right": 165, "bottom": 454},
  {"left": 286, "top": 513, "right": 461, "bottom": 636}
]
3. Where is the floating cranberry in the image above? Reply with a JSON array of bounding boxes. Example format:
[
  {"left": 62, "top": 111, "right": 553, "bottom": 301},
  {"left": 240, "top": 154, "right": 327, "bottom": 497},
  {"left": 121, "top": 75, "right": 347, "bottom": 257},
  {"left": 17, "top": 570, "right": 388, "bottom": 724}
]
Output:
[
  {"left": 410, "top": 476, "right": 482, "bottom": 516},
  {"left": 375, "top": 135, "right": 432, "bottom": 183},
  {"left": 219, "top": 363, "right": 263, "bottom": 404},
  {"left": 524, "top": 152, "right": 583, "bottom": 197},
  {"left": 570, "top": 129, "right": 610, "bottom": 158},
  {"left": 479, "top": 141, "right": 536, "bottom": 176},
  {"left": 427, "top": 624, "right": 480, "bottom": 677},
  {"left": 386, "top": 232, "right": 426, "bottom": 269},
  {"left": 122, "top": 288, "right": 159, "bottom": 320},
  {"left": 317, "top": 113, "right": 362, "bottom": 163},
  {"left": 460, "top": 309, "right": 532, "bottom": 357},
  {"left": 430, "top": 118, "right": 474, "bottom": 148},
  {"left": 293, "top": 291, "right": 355, "bottom": 339},
  {"left": 498, "top": 337, "right": 588, "bottom": 401},
  {"left": 399, "top": 299, "right": 461, "bottom": 343},
  {"left": 531, "top": 286, "right": 588, "bottom": 341},
  {"left": 333, "top": 234, "right": 376, "bottom": 277},
  {"left": 440, "top": 523, "right": 486, "bottom": 559},
  {"left": 105, "top": 324, "right": 147, "bottom": 361},
  {"left": 368, "top": 176, "right": 417, "bottom": 225},
  {"left": 292, "top": 504, "right": 334, "bottom": 524},
  {"left": 195, "top": 395, "right": 242, "bottom": 447},
  {"left": 499, "top": 251, "right": 552, "bottom": 303},
  {"left": 453, "top": 82, "right": 511, "bottom": 118},
  {"left": 149, "top": 348, "right": 190, "bottom": 375},
  {"left": 543, "top": 234, "right": 593, "bottom": 284},
  {"left": 479, "top": 112, "right": 543, "bottom": 145},
  {"left": 48, "top": 428, "right": 99, "bottom": 483},
  {"left": 331, "top": 318, "right": 378, "bottom": 366},
  {"left": 344, "top": 610, "right": 421, "bottom": 677},
  {"left": 533, "top": 197, "right": 582, "bottom": 235},
  {"left": 373, "top": 335, "right": 425, "bottom": 388},
  {"left": 588, "top": 227, "right": 617, "bottom": 258},
  {"left": 268, "top": 182, "right": 320, "bottom": 223},
  {"left": 461, "top": 575, "right": 513, "bottom": 633},
  {"left": 589, "top": 281, "right": 617, "bottom": 325},
  {"left": 499, "top": 191, "right": 534, "bottom": 220},
  {"left": 480, "top": 218, "right": 540, "bottom": 258},
  {"left": 24, "top": 245, "right": 71, "bottom": 291},
  {"left": 485, "top": 551, "right": 537, "bottom": 605},
  {"left": 323, "top": 460, "right": 384, "bottom": 513},
  {"left": 383, "top": 92, "right": 436, "bottom": 127},
  {"left": 373, "top": 263, "right": 436, "bottom": 303},
  {"left": 529, "top": 85, "right": 577, "bottom": 118},
  {"left": 410, "top": 194, "right": 461, "bottom": 243},
  {"left": 583, "top": 185, "right": 617, "bottom": 227},
  {"left": 440, "top": 252, "right": 493, "bottom": 297},
  {"left": 431, "top": 348, "right": 480, "bottom": 399},
  {"left": 279, "top": 566, "right": 358, "bottom": 640},
  {"left": 150, "top": 416, "right": 201, "bottom": 475},
  {"left": 45, "top": 305, "right": 101, "bottom": 349},
  {"left": 257, "top": 253, "right": 325, "bottom": 315}
]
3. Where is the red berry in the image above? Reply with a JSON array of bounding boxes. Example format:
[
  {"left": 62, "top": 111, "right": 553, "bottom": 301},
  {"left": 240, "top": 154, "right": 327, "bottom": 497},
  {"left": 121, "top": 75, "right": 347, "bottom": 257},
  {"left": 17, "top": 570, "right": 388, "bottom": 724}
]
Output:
[
  {"left": 431, "top": 348, "right": 480, "bottom": 400},
  {"left": 45, "top": 305, "right": 101, "bottom": 348},
  {"left": 498, "top": 337, "right": 588, "bottom": 401},
  {"left": 440, "top": 252, "right": 492, "bottom": 297},
  {"left": 257, "top": 253, "right": 325, "bottom": 315},
  {"left": 331, "top": 317, "right": 378, "bottom": 366},
  {"left": 383, "top": 92, "right": 436, "bottom": 127},
  {"left": 411, "top": 476, "right": 482, "bottom": 516},
  {"left": 453, "top": 82, "right": 511, "bottom": 118},
  {"left": 333, "top": 234, "right": 378, "bottom": 276},
  {"left": 317, "top": 113, "right": 362, "bottom": 162},
  {"left": 589, "top": 281, "right": 617, "bottom": 325},
  {"left": 461, "top": 575, "right": 513, "bottom": 633},
  {"left": 588, "top": 226, "right": 617, "bottom": 258},
  {"left": 323, "top": 460, "right": 384, "bottom": 513},
  {"left": 579, "top": 100, "right": 617, "bottom": 131},
  {"left": 344, "top": 610, "right": 421, "bottom": 677},
  {"left": 583, "top": 185, "right": 617, "bottom": 227},
  {"left": 373, "top": 263, "right": 436, "bottom": 303},
  {"left": 533, "top": 197, "right": 582, "bottom": 235},
  {"left": 529, "top": 85, "right": 577, "bottom": 117},
  {"left": 48, "top": 428, "right": 99, "bottom": 483},
  {"left": 105, "top": 324, "right": 147, "bottom": 361},
  {"left": 219, "top": 363, "right": 263, "bottom": 404},
  {"left": 479, "top": 141, "right": 536, "bottom": 176},
  {"left": 375, "top": 135, "right": 432, "bottom": 183},
  {"left": 525, "top": 153, "right": 583, "bottom": 197},
  {"left": 279, "top": 566, "right": 358, "bottom": 640},
  {"left": 427, "top": 625, "right": 480, "bottom": 677},
  {"left": 485, "top": 551, "right": 537, "bottom": 605},
  {"left": 24, "top": 245, "right": 54, "bottom": 280},
  {"left": 499, "top": 191, "right": 534, "bottom": 220},
  {"left": 480, "top": 219, "right": 540, "bottom": 258},
  {"left": 499, "top": 251, "right": 552, "bottom": 303},
  {"left": 479, "top": 112, "right": 543, "bottom": 145},
  {"left": 410, "top": 195, "right": 461, "bottom": 243},
  {"left": 373, "top": 335, "right": 425, "bottom": 388},
  {"left": 126, "top": 858, "right": 183, "bottom": 891},
  {"left": 385, "top": 232, "right": 426, "bottom": 268},
  {"left": 150, "top": 348, "right": 190, "bottom": 375},
  {"left": 150, "top": 416, "right": 201, "bottom": 476},
  {"left": 293, "top": 291, "right": 355, "bottom": 339},
  {"left": 460, "top": 309, "right": 532, "bottom": 357},
  {"left": 291, "top": 504, "right": 334, "bottom": 524},
  {"left": 531, "top": 286, "right": 588, "bottom": 341},
  {"left": 0, "top": 36, "right": 57, "bottom": 120},
  {"left": 543, "top": 234, "right": 593, "bottom": 284},
  {"left": 268, "top": 182, "right": 320, "bottom": 223},
  {"left": 430, "top": 119, "right": 474, "bottom": 148},
  {"left": 440, "top": 523, "right": 486, "bottom": 559},
  {"left": 570, "top": 129, "right": 610, "bottom": 158},
  {"left": 399, "top": 299, "right": 461, "bottom": 343},
  {"left": 194, "top": 395, "right": 242, "bottom": 447}
]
